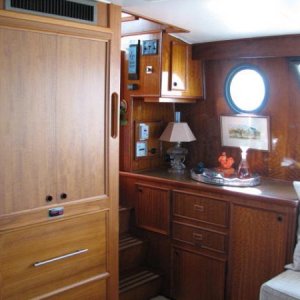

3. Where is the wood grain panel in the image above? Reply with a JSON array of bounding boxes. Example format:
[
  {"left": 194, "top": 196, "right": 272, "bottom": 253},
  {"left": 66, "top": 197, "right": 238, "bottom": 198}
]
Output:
[
  {"left": 286, "top": 60, "right": 300, "bottom": 180},
  {"left": 120, "top": 98, "right": 174, "bottom": 172},
  {"left": 172, "top": 221, "right": 227, "bottom": 254},
  {"left": 0, "top": 28, "right": 56, "bottom": 214},
  {"left": 121, "top": 33, "right": 162, "bottom": 97},
  {"left": 172, "top": 247, "right": 226, "bottom": 300},
  {"left": 0, "top": 211, "right": 107, "bottom": 299},
  {"left": 107, "top": 5, "right": 121, "bottom": 300},
  {"left": 135, "top": 183, "right": 170, "bottom": 235},
  {"left": 170, "top": 41, "right": 187, "bottom": 91},
  {"left": 56, "top": 35, "right": 106, "bottom": 202},
  {"left": 178, "top": 57, "right": 299, "bottom": 181},
  {"left": 173, "top": 190, "right": 229, "bottom": 227},
  {"left": 192, "top": 34, "right": 300, "bottom": 60},
  {"left": 228, "top": 204, "right": 289, "bottom": 300},
  {"left": 46, "top": 278, "right": 107, "bottom": 300},
  {"left": 161, "top": 33, "right": 203, "bottom": 99}
]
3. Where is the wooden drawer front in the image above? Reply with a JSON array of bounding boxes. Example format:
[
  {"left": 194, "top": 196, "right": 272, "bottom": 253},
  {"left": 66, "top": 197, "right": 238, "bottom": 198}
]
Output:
[
  {"left": 173, "top": 191, "right": 228, "bottom": 227},
  {"left": 0, "top": 212, "right": 107, "bottom": 300},
  {"left": 173, "top": 222, "right": 227, "bottom": 253},
  {"left": 46, "top": 278, "right": 107, "bottom": 300}
]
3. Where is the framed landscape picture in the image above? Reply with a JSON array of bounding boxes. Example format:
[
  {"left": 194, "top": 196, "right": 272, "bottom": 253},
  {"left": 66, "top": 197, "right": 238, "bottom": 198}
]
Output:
[{"left": 220, "top": 115, "right": 270, "bottom": 151}]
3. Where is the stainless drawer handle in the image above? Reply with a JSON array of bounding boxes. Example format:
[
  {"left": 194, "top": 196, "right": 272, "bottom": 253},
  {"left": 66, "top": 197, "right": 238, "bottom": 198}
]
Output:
[
  {"left": 194, "top": 204, "right": 204, "bottom": 212},
  {"left": 33, "top": 249, "right": 88, "bottom": 267}
]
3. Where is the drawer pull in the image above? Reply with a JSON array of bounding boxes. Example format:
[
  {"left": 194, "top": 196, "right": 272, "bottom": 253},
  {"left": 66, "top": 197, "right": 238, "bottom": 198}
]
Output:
[
  {"left": 193, "top": 232, "right": 203, "bottom": 241},
  {"left": 194, "top": 204, "right": 204, "bottom": 212},
  {"left": 33, "top": 249, "right": 88, "bottom": 267}
]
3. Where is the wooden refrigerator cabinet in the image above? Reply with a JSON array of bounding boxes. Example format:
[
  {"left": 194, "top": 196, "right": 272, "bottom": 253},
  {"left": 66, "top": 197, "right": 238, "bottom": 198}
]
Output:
[{"left": 0, "top": 5, "right": 120, "bottom": 300}]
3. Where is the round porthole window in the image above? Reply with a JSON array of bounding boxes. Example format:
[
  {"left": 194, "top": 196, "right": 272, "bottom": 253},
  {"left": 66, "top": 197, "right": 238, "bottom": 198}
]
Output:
[{"left": 224, "top": 65, "right": 269, "bottom": 113}]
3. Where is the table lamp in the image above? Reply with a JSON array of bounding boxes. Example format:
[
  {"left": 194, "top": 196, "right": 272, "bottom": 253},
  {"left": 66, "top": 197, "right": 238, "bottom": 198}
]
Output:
[{"left": 159, "top": 120, "right": 196, "bottom": 173}]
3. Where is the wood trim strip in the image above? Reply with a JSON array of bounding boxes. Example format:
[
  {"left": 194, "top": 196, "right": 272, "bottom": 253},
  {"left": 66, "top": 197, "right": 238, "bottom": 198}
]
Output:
[
  {"left": 37, "top": 273, "right": 110, "bottom": 299},
  {"left": 192, "top": 34, "right": 300, "bottom": 60}
]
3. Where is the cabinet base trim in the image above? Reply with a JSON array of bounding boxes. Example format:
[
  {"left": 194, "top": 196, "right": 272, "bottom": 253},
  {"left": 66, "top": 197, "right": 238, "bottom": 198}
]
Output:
[{"left": 35, "top": 272, "right": 110, "bottom": 300}]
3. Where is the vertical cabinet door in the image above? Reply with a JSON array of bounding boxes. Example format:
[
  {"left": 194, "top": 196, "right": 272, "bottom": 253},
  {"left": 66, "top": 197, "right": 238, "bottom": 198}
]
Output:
[
  {"left": 172, "top": 247, "right": 226, "bottom": 300},
  {"left": 56, "top": 36, "right": 107, "bottom": 203},
  {"left": 169, "top": 40, "right": 187, "bottom": 91},
  {"left": 0, "top": 28, "right": 56, "bottom": 215},
  {"left": 228, "top": 204, "right": 289, "bottom": 300},
  {"left": 135, "top": 184, "right": 170, "bottom": 235},
  {"left": 161, "top": 33, "right": 203, "bottom": 99}
]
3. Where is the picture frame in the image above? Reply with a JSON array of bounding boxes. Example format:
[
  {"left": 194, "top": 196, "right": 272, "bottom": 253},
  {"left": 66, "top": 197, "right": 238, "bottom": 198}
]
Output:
[{"left": 220, "top": 115, "right": 270, "bottom": 151}]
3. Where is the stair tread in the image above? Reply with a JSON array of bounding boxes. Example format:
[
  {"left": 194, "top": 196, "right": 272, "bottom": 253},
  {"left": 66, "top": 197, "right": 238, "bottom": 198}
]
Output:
[
  {"left": 120, "top": 269, "right": 161, "bottom": 293},
  {"left": 119, "top": 206, "right": 132, "bottom": 212},
  {"left": 120, "top": 234, "right": 144, "bottom": 250}
]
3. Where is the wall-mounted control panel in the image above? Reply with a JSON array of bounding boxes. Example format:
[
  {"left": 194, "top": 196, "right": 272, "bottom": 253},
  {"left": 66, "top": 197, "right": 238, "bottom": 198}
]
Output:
[
  {"left": 142, "top": 39, "right": 159, "bottom": 55},
  {"left": 135, "top": 121, "right": 162, "bottom": 160},
  {"left": 139, "top": 123, "right": 149, "bottom": 140},
  {"left": 136, "top": 141, "right": 148, "bottom": 157}
]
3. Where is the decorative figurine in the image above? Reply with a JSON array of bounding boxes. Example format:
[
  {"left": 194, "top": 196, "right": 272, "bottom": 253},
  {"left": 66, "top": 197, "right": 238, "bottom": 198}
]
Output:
[{"left": 217, "top": 152, "right": 235, "bottom": 176}]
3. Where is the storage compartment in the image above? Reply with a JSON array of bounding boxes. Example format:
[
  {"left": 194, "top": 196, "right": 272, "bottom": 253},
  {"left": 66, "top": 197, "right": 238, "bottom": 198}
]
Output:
[
  {"left": 172, "top": 191, "right": 229, "bottom": 227},
  {"left": 172, "top": 221, "right": 227, "bottom": 254},
  {"left": 0, "top": 211, "right": 107, "bottom": 299},
  {"left": 172, "top": 246, "right": 226, "bottom": 300}
]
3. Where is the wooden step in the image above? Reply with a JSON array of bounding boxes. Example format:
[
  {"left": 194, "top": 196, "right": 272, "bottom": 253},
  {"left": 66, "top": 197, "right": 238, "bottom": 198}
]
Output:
[
  {"left": 120, "top": 269, "right": 162, "bottom": 300},
  {"left": 119, "top": 207, "right": 132, "bottom": 235},
  {"left": 119, "top": 234, "right": 147, "bottom": 274}
]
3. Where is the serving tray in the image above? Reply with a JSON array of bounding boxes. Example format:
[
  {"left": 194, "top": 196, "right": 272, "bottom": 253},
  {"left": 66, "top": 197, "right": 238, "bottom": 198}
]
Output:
[{"left": 190, "top": 168, "right": 261, "bottom": 187}]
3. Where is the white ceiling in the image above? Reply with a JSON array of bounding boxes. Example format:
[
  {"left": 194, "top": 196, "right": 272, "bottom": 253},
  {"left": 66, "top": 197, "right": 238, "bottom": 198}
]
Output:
[{"left": 110, "top": 0, "right": 300, "bottom": 44}]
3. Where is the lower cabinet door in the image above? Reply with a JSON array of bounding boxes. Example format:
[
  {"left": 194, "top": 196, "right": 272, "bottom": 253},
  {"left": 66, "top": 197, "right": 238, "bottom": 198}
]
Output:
[
  {"left": 172, "top": 247, "right": 226, "bottom": 300},
  {"left": 228, "top": 204, "right": 289, "bottom": 300},
  {"left": 0, "top": 211, "right": 107, "bottom": 299}
]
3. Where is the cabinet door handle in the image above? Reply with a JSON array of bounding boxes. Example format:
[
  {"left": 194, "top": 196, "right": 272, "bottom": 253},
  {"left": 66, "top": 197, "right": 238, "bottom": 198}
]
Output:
[
  {"left": 194, "top": 204, "right": 204, "bottom": 212},
  {"left": 60, "top": 193, "right": 68, "bottom": 200},
  {"left": 33, "top": 249, "right": 88, "bottom": 267},
  {"left": 45, "top": 195, "right": 53, "bottom": 202},
  {"left": 111, "top": 92, "right": 119, "bottom": 139},
  {"left": 193, "top": 232, "right": 203, "bottom": 242}
]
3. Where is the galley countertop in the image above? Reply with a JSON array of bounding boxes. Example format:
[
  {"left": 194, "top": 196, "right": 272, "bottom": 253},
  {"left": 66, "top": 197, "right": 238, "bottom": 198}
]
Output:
[{"left": 120, "top": 168, "right": 300, "bottom": 206}]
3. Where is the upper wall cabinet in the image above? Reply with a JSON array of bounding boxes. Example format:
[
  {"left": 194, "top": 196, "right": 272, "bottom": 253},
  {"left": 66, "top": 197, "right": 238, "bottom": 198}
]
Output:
[
  {"left": 160, "top": 33, "right": 203, "bottom": 100},
  {"left": 121, "top": 32, "right": 203, "bottom": 103}
]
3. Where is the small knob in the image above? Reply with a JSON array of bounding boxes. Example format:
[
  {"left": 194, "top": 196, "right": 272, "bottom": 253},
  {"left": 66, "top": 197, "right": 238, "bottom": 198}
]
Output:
[
  {"left": 45, "top": 195, "right": 53, "bottom": 202},
  {"left": 277, "top": 215, "right": 283, "bottom": 222},
  {"left": 173, "top": 82, "right": 178, "bottom": 87},
  {"left": 149, "top": 148, "right": 157, "bottom": 154},
  {"left": 60, "top": 193, "right": 68, "bottom": 200}
]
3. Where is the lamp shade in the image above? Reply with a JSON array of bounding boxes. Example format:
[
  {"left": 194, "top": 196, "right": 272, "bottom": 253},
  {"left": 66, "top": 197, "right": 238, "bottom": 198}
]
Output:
[{"left": 159, "top": 122, "right": 196, "bottom": 142}]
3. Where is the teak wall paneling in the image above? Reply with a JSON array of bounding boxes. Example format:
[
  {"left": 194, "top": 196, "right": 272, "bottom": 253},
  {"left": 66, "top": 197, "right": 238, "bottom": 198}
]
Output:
[
  {"left": 178, "top": 55, "right": 300, "bottom": 181},
  {"left": 121, "top": 33, "right": 162, "bottom": 97},
  {"left": 227, "top": 204, "right": 289, "bottom": 300},
  {"left": 120, "top": 98, "right": 174, "bottom": 172},
  {"left": 192, "top": 34, "right": 300, "bottom": 60}
]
